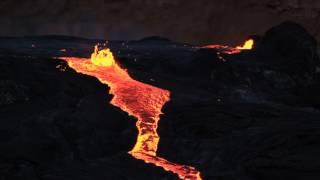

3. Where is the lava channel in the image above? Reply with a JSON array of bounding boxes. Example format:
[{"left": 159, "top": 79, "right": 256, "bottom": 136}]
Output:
[{"left": 61, "top": 46, "right": 202, "bottom": 180}]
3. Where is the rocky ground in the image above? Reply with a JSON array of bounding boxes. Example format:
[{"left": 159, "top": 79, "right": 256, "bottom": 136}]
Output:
[{"left": 1, "top": 22, "right": 320, "bottom": 180}]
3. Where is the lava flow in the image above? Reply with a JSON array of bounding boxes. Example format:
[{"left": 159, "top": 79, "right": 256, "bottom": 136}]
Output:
[
  {"left": 203, "top": 39, "right": 254, "bottom": 54},
  {"left": 61, "top": 46, "right": 202, "bottom": 180}
]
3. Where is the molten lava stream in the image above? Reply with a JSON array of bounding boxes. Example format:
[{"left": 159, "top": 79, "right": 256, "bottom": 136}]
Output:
[
  {"left": 203, "top": 39, "right": 254, "bottom": 54},
  {"left": 61, "top": 46, "right": 202, "bottom": 180}
]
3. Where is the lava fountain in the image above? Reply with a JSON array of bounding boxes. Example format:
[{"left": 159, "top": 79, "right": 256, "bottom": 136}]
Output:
[{"left": 61, "top": 46, "right": 202, "bottom": 180}]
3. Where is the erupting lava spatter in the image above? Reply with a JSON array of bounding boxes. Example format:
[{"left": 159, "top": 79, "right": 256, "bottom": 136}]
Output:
[{"left": 61, "top": 46, "right": 202, "bottom": 180}]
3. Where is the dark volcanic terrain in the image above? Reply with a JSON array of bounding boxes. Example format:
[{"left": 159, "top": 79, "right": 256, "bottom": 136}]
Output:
[{"left": 1, "top": 22, "right": 320, "bottom": 180}]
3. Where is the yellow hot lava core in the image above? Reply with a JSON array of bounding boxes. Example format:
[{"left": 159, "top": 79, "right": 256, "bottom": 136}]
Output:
[
  {"left": 236, "top": 39, "right": 254, "bottom": 50},
  {"left": 91, "top": 45, "right": 115, "bottom": 67}
]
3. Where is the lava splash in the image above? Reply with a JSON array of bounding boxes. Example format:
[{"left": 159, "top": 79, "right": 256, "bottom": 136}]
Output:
[{"left": 61, "top": 46, "right": 202, "bottom": 180}]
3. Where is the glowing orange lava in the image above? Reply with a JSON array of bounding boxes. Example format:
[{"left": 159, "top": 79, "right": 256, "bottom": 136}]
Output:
[
  {"left": 61, "top": 46, "right": 202, "bottom": 180},
  {"left": 203, "top": 39, "right": 254, "bottom": 54},
  {"left": 236, "top": 39, "right": 254, "bottom": 50}
]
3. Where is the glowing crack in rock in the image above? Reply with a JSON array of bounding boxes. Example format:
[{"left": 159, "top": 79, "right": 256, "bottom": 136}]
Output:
[{"left": 61, "top": 46, "right": 202, "bottom": 180}]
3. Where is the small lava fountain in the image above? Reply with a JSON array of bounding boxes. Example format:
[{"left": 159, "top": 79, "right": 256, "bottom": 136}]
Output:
[{"left": 61, "top": 45, "right": 202, "bottom": 180}]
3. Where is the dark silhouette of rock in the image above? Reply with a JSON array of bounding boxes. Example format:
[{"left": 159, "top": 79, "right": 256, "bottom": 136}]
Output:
[
  {"left": 137, "top": 36, "right": 172, "bottom": 43},
  {"left": 260, "top": 21, "right": 320, "bottom": 76},
  {"left": 1, "top": 22, "right": 320, "bottom": 180}
]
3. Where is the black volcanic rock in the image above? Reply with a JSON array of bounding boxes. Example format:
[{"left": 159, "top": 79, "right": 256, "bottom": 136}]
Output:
[
  {"left": 155, "top": 23, "right": 320, "bottom": 180},
  {"left": 187, "top": 22, "right": 320, "bottom": 106},
  {"left": 259, "top": 21, "right": 319, "bottom": 76},
  {"left": 137, "top": 36, "right": 172, "bottom": 43},
  {"left": 190, "top": 48, "right": 226, "bottom": 79},
  {"left": 0, "top": 80, "right": 29, "bottom": 105},
  {"left": 0, "top": 56, "right": 174, "bottom": 179},
  {"left": 1, "top": 22, "right": 320, "bottom": 180}
]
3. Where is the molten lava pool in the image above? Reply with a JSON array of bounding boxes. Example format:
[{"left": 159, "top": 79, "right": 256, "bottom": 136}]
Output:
[{"left": 61, "top": 46, "right": 202, "bottom": 180}]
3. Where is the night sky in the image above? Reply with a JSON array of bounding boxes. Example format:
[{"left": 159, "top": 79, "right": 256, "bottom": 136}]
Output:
[{"left": 0, "top": 0, "right": 319, "bottom": 44}]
